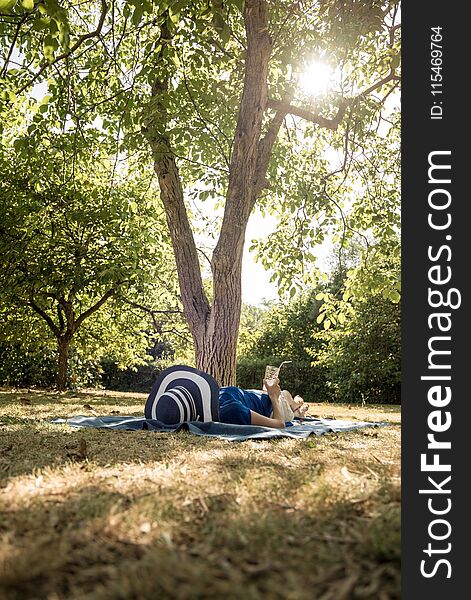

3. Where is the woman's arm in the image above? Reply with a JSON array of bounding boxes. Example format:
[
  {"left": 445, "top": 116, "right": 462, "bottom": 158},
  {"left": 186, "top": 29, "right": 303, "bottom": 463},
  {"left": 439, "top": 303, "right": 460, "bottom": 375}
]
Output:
[
  {"left": 250, "top": 410, "right": 285, "bottom": 429},
  {"left": 249, "top": 378, "right": 286, "bottom": 428}
]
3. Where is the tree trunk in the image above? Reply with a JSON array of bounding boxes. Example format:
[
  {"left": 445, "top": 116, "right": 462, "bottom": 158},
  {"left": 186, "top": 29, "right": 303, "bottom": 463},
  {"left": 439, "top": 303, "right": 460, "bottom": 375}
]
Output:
[
  {"left": 57, "top": 337, "right": 70, "bottom": 391},
  {"left": 198, "top": 0, "right": 271, "bottom": 385},
  {"left": 29, "top": 291, "right": 115, "bottom": 391},
  {"left": 195, "top": 250, "right": 244, "bottom": 385},
  {"left": 143, "top": 0, "right": 273, "bottom": 387}
]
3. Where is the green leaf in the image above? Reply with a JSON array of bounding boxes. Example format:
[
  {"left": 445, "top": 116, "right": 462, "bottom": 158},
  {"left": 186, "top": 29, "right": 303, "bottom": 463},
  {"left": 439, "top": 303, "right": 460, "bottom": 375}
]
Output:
[
  {"left": 212, "top": 11, "right": 225, "bottom": 32},
  {"left": 21, "top": 0, "right": 34, "bottom": 10},
  {"left": 390, "top": 53, "right": 400, "bottom": 70},
  {"left": 0, "top": 0, "right": 17, "bottom": 12},
  {"left": 32, "top": 18, "right": 50, "bottom": 31},
  {"left": 58, "top": 28, "right": 70, "bottom": 50},
  {"left": 132, "top": 5, "right": 143, "bottom": 26},
  {"left": 43, "top": 35, "right": 58, "bottom": 61},
  {"left": 219, "top": 23, "right": 230, "bottom": 45}
]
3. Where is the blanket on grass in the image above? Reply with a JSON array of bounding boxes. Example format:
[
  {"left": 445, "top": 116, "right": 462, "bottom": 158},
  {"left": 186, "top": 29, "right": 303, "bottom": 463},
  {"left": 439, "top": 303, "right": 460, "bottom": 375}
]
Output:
[{"left": 51, "top": 415, "right": 389, "bottom": 442}]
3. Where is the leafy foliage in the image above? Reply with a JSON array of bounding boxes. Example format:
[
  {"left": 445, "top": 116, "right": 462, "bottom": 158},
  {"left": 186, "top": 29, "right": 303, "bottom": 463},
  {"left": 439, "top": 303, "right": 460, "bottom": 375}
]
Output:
[
  {"left": 238, "top": 247, "right": 401, "bottom": 404},
  {"left": 0, "top": 96, "right": 183, "bottom": 386},
  {"left": 237, "top": 292, "right": 329, "bottom": 400},
  {"left": 1, "top": 0, "right": 401, "bottom": 387},
  {"left": 311, "top": 294, "right": 401, "bottom": 404}
]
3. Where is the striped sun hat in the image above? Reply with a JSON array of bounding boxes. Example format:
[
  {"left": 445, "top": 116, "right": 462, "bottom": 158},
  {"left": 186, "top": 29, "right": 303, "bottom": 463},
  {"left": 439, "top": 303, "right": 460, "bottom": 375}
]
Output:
[{"left": 144, "top": 365, "right": 220, "bottom": 425}]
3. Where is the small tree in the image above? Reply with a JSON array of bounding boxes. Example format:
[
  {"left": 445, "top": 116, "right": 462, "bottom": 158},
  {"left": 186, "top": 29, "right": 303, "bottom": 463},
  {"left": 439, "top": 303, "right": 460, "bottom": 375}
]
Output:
[{"left": 0, "top": 123, "right": 174, "bottom": 389}]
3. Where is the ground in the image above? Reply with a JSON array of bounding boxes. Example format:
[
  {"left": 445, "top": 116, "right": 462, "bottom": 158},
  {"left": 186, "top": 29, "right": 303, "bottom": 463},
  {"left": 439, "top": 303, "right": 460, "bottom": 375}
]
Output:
[{"left": 0, "top": 388, "right": 400, "bottom": 600}]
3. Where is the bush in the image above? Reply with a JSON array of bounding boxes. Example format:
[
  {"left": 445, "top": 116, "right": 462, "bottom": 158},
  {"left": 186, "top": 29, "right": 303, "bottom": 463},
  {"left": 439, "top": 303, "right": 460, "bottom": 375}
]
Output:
[
  {"left": 237, "top": 293, "right": 331, "bottom": 401},
  {"left": 100, "top": 356, "right": 163, "bottom": 392},
  {"left": 0, "top": 343, "right": 57, "bottom": 388},
  {"left": 312, "top": 296, "right": 401, "bottom": 404},
  {"left": 0, "top": 343, "right": 171, "bottom": 393},
  {"left": 237, "top": 285, "right": 400, "bottom": 405}
]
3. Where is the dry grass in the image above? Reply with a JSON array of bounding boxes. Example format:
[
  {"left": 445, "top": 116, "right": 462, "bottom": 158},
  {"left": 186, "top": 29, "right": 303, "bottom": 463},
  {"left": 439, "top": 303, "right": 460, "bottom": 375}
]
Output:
[{"left": 0, "top": 388, "right": 400, "bottom": 600}]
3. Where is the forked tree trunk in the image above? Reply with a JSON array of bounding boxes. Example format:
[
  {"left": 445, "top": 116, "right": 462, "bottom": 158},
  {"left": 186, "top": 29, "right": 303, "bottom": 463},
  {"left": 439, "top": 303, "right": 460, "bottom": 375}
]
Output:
[{"left": 143, "top": 0, "right": 277, "bottom": 386}]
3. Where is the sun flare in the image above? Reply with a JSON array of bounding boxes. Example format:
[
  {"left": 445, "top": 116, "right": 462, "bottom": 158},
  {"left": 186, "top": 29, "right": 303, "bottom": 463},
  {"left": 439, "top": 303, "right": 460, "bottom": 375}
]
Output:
[{"left": 299, "top": 60, "right": 333, "bottom": 97}]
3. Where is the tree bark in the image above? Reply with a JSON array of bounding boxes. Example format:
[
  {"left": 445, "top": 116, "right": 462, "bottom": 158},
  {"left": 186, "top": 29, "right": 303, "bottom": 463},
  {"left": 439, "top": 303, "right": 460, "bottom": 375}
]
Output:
[
  {"left": 195, "top": 249, "right": 244, "bottom": 385},
  {"left": 57, "top": 336, "right": 70, "bottom": 392},
  {"left": 203, "top": 0, "right": 272, "bottom": 384}
]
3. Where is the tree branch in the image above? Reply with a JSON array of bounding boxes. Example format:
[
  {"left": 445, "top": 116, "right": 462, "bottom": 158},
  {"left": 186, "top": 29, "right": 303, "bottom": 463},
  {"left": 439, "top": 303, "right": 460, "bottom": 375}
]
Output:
[
  {"left": 253, "top": 91, "right": 294, "bottom": 197},
  {"left": 214, "top": 0, "right": 272, "bottom": 262},
  {"left": 266, "top": 65, "right": 399, "bottom": 133},
  {"left": 121, "top": 298, "right": 183, "bottom": 333},
  {"left": 57, "top": 303, "right": 65, "bottom": 334},
  {"left": 0, "top": 14, "right": 28, "bottom": 78},
  {"left": 122, "top": 298, "right": 183, "bottom": 316},
  {"left": 75, "top": 288, "right": 115, "bottom": 329},
  {"left": 142, "top": 17, "right": 211, "bottom": 334},
  {"left": 356, "top": 70, "right": 399, "bottom": 99},
  {"left": 29, "top": 295, "right": 60, "bottom": 338},
  {"left": 266, "top": 98, "right": 347, "bottom": 130},
  {"left": 16, "top": 0, "right": 109, "bottom": 95}
]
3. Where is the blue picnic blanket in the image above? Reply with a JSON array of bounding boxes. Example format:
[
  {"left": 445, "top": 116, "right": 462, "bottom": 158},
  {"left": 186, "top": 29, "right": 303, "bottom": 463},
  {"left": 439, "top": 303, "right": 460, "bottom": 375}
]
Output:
[{"left": 51, "top": 415, "right": 389, "bottom": 442}]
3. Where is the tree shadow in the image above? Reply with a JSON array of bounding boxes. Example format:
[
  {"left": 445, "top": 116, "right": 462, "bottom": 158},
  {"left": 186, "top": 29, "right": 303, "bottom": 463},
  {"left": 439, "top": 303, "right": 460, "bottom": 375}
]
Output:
[
  {"left": 0, "top": 388, "right": 147, "bottom": 408},
  {"left": 0, "top": 467, "right": 400, "bottom": 600},
  {"left": 0, "top": 420, "right": 222, "bottom": 484}
]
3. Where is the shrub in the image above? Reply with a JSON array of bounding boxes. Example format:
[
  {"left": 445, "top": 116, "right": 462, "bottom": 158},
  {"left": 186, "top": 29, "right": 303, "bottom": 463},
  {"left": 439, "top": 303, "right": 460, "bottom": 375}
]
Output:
[
  {"left": 0, "top": 343, "right": 57, "bottom": 388},
  {"left": 312, "top": 296, "right": 401, "bottom": 404}
]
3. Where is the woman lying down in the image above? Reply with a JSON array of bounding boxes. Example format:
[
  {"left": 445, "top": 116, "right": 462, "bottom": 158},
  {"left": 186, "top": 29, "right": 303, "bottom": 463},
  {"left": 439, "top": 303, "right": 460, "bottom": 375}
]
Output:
[{"left": 144, "top": 365, "right": 310, "bottom": 429}]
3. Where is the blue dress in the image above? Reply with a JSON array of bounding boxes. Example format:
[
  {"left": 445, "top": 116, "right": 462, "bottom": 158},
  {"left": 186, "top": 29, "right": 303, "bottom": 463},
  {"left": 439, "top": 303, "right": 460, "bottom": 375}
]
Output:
[{"left": 218, "top": 386, "right": 272, "bottom": 425}]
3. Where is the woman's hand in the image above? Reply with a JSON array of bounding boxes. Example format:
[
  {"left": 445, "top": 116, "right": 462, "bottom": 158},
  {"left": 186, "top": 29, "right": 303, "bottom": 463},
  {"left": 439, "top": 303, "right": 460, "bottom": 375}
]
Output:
[
  {"left": 263, "top": 378, "right": 281, "bottom": 400},
  {"left": 263, "top": 378, "right": 284, "bottom": 424}
]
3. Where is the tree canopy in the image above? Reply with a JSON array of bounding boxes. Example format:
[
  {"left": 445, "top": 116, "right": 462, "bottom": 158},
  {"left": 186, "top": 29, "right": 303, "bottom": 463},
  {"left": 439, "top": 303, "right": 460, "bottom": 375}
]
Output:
[
  {"left": 1, "top": 0, "right": 401, "bottom": 387},
  {"left": 0, "top": 102, "right": 180, "bottom": 387}
]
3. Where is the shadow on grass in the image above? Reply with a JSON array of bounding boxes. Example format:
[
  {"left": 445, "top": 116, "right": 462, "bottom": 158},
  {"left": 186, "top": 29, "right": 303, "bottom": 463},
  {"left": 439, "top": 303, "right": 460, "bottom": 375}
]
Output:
[
  {"left": 0, "top": 389, "right": 147, "bottom": 408},
  {"left": 1, "top": 388, "right": 400, "bottom": 598},
  {"left": 0, "top": 471, "right": 400, "bottom": 600},
  {"left": 0, "top": 422, "right": 222, "bottom": 484}
]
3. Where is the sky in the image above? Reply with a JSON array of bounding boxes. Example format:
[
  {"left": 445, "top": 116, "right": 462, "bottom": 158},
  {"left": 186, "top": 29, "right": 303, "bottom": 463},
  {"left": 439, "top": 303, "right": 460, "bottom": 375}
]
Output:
[
  {"left": 241, "top": 209, "right": 333, "bottom": 306},
  {"left": 241, "top": 211, "right": 278, "bottom": 305}
]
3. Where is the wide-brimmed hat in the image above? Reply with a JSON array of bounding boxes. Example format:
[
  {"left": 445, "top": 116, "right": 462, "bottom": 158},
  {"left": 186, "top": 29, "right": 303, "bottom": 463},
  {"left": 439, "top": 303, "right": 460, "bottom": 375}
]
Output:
[{"left": 145, "top": 365, "right": 220, "bottom": 424}]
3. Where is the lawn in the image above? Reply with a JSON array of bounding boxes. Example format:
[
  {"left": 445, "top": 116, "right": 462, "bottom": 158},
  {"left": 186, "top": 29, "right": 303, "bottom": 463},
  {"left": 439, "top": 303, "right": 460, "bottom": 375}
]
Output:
[{"left": 0, "top": 388, "right": 400, "bottom": 600}]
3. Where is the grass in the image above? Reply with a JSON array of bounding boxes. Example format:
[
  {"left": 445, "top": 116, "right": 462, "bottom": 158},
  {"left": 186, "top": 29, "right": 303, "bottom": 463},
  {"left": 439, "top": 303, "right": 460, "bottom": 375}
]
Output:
[{"left": 0, "top": 388, "right": 400, "bottom": 600}]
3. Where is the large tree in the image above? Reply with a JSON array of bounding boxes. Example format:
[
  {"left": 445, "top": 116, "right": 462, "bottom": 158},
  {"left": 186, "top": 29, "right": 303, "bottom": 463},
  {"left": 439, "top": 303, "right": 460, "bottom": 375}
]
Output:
[{"left": 1, "top": 0, "right": 401, "bottom": 385}]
